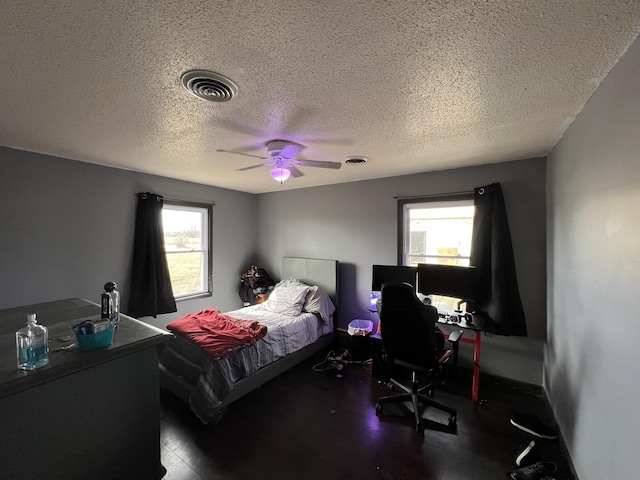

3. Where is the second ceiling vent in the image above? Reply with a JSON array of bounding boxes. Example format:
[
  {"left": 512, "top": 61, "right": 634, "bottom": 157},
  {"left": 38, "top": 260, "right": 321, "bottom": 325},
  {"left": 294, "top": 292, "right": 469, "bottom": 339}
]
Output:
[{"left": 345, "top": 156, "right": 369, "bottom": 165}]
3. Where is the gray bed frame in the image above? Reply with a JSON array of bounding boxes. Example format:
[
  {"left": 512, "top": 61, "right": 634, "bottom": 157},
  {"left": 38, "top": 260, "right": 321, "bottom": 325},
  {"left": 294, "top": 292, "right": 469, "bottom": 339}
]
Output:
[{"left": 159, "top": 257, "right": 339, "bottom": 417}]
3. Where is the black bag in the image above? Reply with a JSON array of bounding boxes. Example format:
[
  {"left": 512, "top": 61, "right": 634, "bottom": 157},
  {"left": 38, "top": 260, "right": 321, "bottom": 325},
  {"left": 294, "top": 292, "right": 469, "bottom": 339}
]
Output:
[{"left": 239, "top": 265, "right": 275, "bottom": 303}]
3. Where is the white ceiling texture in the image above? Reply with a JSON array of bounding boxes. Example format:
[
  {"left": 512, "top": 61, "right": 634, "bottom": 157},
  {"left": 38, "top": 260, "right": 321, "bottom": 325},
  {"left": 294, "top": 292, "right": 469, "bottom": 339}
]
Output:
[{"left": 2, "top": 1, "right": 640, "bottom": 194}]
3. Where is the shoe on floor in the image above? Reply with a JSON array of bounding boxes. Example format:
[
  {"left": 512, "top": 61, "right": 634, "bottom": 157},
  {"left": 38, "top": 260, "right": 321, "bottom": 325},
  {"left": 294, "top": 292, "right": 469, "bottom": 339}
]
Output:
[
  {"left": 513, "top": 440, "right": 537, "bottom": 467},
  {"left": 510, "top": 413, "right": 558, "bottom": 440},
  {"left": 508, "top": 461, "right": 557, "bottom": 480}
]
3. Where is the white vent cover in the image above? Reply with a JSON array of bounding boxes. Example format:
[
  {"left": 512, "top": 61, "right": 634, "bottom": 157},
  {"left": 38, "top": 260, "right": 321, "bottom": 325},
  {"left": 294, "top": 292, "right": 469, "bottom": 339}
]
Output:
[{"left": 181, "top": 70, "right": 238, "bottom": 102}]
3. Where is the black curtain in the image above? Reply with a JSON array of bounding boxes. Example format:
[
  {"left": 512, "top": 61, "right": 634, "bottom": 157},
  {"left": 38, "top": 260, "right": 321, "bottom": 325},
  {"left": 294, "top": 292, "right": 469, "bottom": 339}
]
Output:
[
  {"left": 470, "top": 183, "right": 527, "bottom": 336},
  {"left": 128, "top": 192, "right": 177, "bottom": 318}
]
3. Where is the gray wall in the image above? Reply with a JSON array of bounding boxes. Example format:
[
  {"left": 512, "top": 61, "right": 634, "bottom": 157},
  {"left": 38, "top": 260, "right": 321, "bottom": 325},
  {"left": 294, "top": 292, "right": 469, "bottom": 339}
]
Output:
[
  {"left": 546, "top": 36, "right": 640, "bottom": 479},
  {"left": 0, "top": 147, "right": 258, "bottom": 330},
  {"left": 0, "top": 137, "right": 547, "bottom": 385},
  {"left": 256, "top": 158, "right": 547, "bottom": 384}
]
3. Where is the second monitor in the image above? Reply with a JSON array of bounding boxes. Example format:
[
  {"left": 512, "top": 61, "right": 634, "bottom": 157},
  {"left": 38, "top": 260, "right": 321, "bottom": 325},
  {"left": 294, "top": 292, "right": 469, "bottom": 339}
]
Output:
[{"left": 417, "top": 263, "right": 477, "bottom": 302}]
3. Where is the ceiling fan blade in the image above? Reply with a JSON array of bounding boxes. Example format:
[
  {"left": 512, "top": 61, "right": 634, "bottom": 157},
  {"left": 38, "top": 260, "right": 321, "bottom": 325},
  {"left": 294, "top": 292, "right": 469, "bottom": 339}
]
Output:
[
  {"left": 294, "top": 159, "right": 342, "bottom": 169},
  {"left": 236, "top": 163, "right": 266, "bottom": 171},
  {"left": 217, "top": 149, "right": 268, "bottom": 160},
  {"left": 289, "top": 165, "right": 304, "bottom": 178}
]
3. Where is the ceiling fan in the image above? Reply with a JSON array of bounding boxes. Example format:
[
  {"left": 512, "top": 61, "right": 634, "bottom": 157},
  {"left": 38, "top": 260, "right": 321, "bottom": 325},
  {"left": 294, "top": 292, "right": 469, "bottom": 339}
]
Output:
[{"left": 217, "top": 140, "right": 342, "bottom": 183}]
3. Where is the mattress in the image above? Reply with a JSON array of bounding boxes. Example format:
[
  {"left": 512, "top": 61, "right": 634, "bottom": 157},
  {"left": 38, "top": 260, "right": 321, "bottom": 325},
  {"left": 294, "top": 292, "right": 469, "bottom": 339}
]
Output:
[{"left": 159, "top": 304, "right": 333, "bottom": 424}]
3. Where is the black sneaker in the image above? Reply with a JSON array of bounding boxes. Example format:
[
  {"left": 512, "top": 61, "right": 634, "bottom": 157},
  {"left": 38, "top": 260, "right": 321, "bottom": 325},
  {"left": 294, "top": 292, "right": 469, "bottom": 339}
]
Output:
[
  {"left": 508, "top": 461, "right": 557, "bottom": 480},
  {"left": 514, "top": 440, "right": 537, "bottom": 467},
  {"left": 510, "top": 413, "right": 558, "bottom": 440}
]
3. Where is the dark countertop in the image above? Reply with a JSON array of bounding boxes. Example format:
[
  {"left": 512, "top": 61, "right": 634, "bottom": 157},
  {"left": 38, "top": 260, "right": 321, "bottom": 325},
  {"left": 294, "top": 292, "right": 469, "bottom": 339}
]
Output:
[{"left": 0, "top": 298, "right": 172, "bottom": 399}]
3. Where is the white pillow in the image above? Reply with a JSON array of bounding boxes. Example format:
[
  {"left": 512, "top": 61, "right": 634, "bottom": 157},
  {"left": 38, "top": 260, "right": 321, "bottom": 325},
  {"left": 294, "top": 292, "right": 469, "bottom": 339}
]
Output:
[
  {"left": 274, "top": 277, "right": 306, "bottom": 289},
  {"left": 303, "top": 286, "right": 336, "bottom": 324},
  {"left": 262, "top": 281, "right": 311, "bottom": 316}
]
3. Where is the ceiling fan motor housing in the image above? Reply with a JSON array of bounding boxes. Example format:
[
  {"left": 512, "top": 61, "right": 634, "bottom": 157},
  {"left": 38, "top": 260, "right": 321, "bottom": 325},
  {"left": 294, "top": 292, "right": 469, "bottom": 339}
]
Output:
[{"left": 266, "top": 140, "right": 302, "bottom": 159}]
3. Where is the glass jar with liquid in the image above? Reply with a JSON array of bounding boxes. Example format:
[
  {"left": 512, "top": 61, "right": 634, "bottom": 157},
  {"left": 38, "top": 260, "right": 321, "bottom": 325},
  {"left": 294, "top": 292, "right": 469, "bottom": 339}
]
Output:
[
  {"left": 16, "top": 313, "right": 49, "bottom": 370},
  {"left": 101, "top": 281, "right": 120, "bottom": 327}
]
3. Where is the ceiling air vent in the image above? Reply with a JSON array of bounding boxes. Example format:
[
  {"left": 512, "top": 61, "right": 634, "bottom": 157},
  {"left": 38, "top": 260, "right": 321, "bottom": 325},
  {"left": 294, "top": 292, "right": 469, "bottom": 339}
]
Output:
[
  {"left": 181, "top": 70, "right": 238, "bottom": 102},
  {"left": 345, "top": 156, "right": 369, "bottom": 165}
]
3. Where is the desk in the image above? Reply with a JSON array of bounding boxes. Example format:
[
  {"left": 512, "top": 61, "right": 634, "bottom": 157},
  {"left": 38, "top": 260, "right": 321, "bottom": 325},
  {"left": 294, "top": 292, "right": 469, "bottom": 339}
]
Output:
[
  {"left": 371, "top": 308, "right": 484, "bottom": 404},
  {"left": 437, "top": 314, "right": 485, "bottom": 404},
  {"left": 0, "top": 298, "right": 171, "bottom": 480}
]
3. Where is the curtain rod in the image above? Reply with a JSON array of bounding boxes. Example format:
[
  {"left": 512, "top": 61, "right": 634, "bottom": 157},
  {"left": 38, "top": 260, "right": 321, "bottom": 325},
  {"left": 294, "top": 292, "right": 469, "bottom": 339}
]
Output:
[
  {"left": 135, "top": 192, "right": 216, "bottom": 206},
  {"left": 163, "top": 196, "right": 216, "bottom": 206},
  {"left": 393, "top": 189, "right": 474, "bottom": 200}
]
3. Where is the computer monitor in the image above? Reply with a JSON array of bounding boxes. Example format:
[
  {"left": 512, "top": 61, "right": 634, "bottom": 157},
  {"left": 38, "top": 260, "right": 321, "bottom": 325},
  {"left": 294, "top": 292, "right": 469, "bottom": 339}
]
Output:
[
  {"left": 417, "top": 263, "right": 478, "bottom": 302},
  {"left": 371, "top": 265, "right": 417, "bottom": 292}
]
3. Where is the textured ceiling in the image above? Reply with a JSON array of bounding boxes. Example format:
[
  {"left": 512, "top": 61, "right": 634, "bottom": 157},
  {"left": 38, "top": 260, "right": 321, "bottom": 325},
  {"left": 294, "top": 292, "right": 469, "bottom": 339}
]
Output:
[{"left": 1, "top": 1, "right": 639, "bottom": 194}]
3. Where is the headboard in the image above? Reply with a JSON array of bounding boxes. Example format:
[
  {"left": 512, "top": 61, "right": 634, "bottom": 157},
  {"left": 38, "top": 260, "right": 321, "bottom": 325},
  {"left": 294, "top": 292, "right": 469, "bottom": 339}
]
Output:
[{"left": 282, "top": 257, "right": 339, "bottom": 306}]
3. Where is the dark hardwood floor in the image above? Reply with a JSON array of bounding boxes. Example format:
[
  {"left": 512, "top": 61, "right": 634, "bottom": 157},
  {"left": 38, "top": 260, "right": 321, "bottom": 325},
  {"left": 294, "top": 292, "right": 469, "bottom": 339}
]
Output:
[{"left": 160, "top": 347, "right": 576, "bottom": 480}]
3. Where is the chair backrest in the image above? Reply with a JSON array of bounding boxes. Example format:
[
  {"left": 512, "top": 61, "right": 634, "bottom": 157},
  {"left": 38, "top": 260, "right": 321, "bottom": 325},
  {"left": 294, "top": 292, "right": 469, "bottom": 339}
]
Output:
[{"left": 379, "top": 282, "right": 440, "bottom": 369}]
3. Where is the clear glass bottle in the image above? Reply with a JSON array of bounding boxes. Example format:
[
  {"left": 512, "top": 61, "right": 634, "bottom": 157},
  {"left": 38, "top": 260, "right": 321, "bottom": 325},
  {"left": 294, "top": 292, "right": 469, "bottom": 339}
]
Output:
[
  {"left": 16, "top": 313, "right": 49, "bottom": 370},
  {"left": 101, "top": 281, "right": 120, "bottom": 326}
]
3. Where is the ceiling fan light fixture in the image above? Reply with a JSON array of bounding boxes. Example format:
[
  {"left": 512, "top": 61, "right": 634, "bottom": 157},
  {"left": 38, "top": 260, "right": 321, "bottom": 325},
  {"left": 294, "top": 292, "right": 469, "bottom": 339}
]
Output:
[{"left": 270, "top": 167, "right": 291, "bottom": 183}]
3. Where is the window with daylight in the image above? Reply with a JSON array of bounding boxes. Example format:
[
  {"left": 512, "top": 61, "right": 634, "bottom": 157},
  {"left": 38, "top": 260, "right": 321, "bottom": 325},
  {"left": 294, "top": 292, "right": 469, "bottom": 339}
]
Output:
[
  {"left": 398, "top": 195, "right": 475, "bottom": 309},
  {"left": 162, "top": 201, "right": 212, "bottom": 299}
]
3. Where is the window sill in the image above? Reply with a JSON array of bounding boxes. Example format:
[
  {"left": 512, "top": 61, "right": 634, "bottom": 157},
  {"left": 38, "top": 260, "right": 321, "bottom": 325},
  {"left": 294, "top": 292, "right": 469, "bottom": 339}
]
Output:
[{"left": 175, "top": 291, "right": 212, "bottom": 302}]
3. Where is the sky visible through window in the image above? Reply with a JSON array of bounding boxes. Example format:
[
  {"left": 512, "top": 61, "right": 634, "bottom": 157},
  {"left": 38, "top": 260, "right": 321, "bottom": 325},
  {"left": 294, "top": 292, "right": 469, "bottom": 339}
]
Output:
[
  {"left": 407, "top": 204, "right": 474, "bottom": 266},
  {"left": 162, "top": 208, "right": 201, "bottom": 234},
  {"left": 162, "top": 204, "right": 210, "bottom": 297}
]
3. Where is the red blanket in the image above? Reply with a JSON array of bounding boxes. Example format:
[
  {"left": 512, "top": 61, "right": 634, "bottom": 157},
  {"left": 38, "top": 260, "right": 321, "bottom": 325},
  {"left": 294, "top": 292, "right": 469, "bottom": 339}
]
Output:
[{"left": 167, "top": 309, "right": 268, "bottom": 360}]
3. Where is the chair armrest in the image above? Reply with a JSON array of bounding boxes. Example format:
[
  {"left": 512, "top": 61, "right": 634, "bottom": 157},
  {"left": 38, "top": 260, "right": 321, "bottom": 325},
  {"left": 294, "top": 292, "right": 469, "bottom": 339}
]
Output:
[{"left": 447, "top": 329, "right": 464, "bottom": 343}]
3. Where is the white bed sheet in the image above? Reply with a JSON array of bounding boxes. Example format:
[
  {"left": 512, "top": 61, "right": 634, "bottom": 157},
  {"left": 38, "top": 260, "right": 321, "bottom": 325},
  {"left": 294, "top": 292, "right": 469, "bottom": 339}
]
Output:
[{"left": 227, "top": 303, "right": 334, "bottom": 360}]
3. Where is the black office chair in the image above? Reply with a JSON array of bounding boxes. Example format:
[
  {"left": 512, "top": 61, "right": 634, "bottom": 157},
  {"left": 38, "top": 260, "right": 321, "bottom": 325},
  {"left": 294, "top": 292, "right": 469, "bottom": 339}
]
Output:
[{"left": 375, "top": 282, "right": 462, "bottom": 434}]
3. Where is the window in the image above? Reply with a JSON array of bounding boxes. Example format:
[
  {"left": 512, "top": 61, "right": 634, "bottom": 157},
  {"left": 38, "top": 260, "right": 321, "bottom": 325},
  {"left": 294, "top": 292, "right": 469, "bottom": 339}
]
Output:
[
  {"left": 162, "top": 201, "right": 212, "bottom": 299},
  {"left": 398, "top": 195, "right": 475, "bottom": 309}
]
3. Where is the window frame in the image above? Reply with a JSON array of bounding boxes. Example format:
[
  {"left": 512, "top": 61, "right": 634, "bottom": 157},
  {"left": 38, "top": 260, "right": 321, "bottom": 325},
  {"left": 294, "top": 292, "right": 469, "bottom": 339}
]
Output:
[
  {"left": 162, "top": 200, "right": 213, "bottom": 301},
  {"left": 397, "top": 193, "right": 475, "bottom": 267}
]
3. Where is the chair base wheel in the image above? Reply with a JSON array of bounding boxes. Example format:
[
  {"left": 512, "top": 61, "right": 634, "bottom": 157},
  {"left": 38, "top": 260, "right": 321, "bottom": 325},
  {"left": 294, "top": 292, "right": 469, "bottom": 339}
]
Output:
[
  {"left": 448, "top": 415, "right": 457, "bottom": 427},
  {"left": 375, "top": 403, "right": 383, "bottom": 415}
]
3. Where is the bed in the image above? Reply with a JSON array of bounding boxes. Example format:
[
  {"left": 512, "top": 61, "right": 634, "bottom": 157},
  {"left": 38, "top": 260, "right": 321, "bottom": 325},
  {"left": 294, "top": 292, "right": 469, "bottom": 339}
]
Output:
[{"left": 159, "top": 257, "right": 339, "bottom": 424}]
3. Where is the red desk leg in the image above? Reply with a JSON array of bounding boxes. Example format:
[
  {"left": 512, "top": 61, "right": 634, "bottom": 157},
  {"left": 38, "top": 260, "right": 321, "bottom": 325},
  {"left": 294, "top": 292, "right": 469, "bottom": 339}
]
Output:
[
  {"left": 454, "top": 331, "right": 482, "bottom": 403},
  {"left": 471, "top": 330, "right": 481, "bottom": 403}
]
